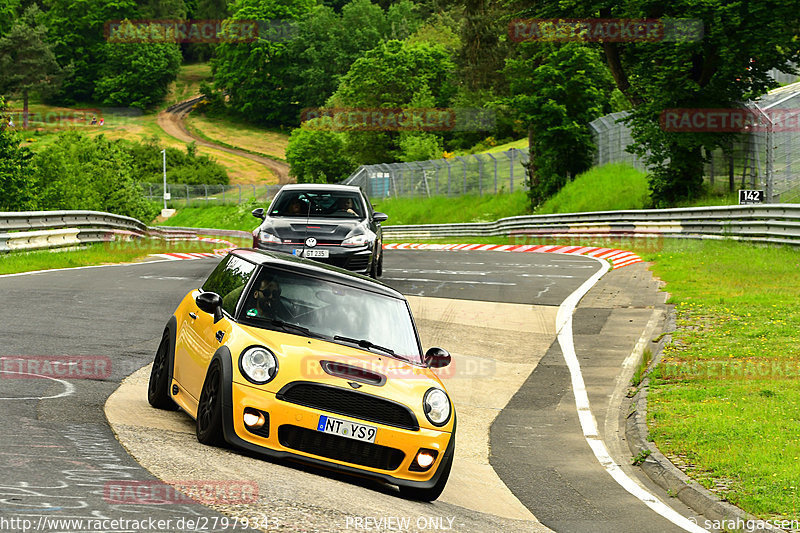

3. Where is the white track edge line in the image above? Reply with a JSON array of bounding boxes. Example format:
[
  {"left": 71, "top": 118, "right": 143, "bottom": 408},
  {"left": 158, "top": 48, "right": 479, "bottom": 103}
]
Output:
[{"left": 556, "top": 257, "right": 708, "bottom": 533}]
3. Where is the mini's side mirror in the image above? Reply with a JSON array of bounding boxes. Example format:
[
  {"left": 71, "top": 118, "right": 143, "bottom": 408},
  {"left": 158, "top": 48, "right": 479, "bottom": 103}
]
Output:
[
  {"left": 373, "top": 212, "right": 388, "bottom": 223},
  {"left": 424, "top": 347, "right": 451, "bottom": 368},
  {"left": 252, "top": 208, "right": 265, "bottom": 219},
  {"left": 196, "top": 292, "right": 223, "bottom": 323}
]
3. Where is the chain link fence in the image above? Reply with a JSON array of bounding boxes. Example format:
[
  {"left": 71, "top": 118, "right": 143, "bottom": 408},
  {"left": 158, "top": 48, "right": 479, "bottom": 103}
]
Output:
[
  {"left": 342, "top": 148, "right": 530, "bottom": 199},
  {"left": 589, "top": 82, "right": 800, "bottom": 203},
  {"left": 141, "top": 183, "right": 282, "bottom": 207}
]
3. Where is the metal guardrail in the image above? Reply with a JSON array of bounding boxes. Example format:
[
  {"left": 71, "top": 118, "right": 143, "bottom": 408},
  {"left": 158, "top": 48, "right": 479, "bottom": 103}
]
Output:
[
  {"left": 381, "top": 204, "right": 800, "bottom": 246},
  {"left": 0, "top": 211, "right": 197, "bottom": 253},
  {"left": 2, "top": 205, "right": 799, "bottom": 254}
]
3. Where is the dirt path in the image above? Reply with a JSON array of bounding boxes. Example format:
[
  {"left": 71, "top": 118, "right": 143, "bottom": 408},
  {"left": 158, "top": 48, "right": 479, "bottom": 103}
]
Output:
[{"left": 157, "top": 96, "right": 292, "bottom": 184}]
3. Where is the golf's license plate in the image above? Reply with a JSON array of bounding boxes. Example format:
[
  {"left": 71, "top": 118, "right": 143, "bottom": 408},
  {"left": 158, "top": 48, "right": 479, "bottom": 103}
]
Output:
[
  {"left": 317, "top": 415, "right": 377, "bottom": 443},
  {"left": 294, "top": 249, "right": 329, "bottom": 258}
]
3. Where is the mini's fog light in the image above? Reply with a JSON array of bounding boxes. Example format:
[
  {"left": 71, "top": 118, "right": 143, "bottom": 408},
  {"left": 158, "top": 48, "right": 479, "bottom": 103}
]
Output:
[
  {"left": 410, "top": 448, "right": 439, "bottom": 472},
  {"left": 243, "top": 408, "right": 266, "bottom": 429}
]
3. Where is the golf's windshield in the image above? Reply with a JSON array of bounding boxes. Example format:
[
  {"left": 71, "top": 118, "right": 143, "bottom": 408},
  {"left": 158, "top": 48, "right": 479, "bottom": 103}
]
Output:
[
  {"left": 270, "top": 191, "right": 364, "bottom": 218},
  {"left": 239, "top": 267, "right": 422, "bottom": 363}
]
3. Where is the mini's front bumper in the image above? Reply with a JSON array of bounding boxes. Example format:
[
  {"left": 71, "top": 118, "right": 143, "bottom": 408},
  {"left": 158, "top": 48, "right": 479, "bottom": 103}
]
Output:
[{"left": 223, "top": 380, "right": 454, "bottom": 487}]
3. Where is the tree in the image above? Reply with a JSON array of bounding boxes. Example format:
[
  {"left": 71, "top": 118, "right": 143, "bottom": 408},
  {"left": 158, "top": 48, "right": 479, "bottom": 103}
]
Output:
[
  {"left": 327, "top": 40, "right": 456, "bottom": 164},
  {"left": 93, "top": 36, "right": 182, "bottom": 110},
  {"left": 513, "top": 0, "right": 800, "bottom": 206},
  {"left": 285, "top": 125, "right": 357, "bottom": 183},
  {"left": 503, "top": 43, "right": 612, "bottom": 207},
  {"left": 0, "top": 98, "right": 37, "bottom": 211},
  {"left": 45, "top": 0, "right": 139, "bottom": 103},
  {"left": 0, "top": 5, "right": 67, "bottom": 128},
  {"left": 0, "top": 0, "right": 21, "bottom": 35},
  {"left": 212, "top": 0, "right": 316, "bottom": 125}
]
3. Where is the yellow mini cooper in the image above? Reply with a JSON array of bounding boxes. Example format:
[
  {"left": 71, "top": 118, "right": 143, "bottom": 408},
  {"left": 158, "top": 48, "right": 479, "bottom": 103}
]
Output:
[{"left": 148, "top": 249, "right": 455, "bottom": 501}]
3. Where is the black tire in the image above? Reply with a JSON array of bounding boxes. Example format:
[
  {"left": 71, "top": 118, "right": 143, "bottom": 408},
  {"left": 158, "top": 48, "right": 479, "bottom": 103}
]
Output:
[
  {"left": 148, "top": 332, "right": 178, "bottom": 410},
  {"left": 376, "top": 251, "right": 383, "bottom": 277},
  {"left": 398, "top": 445, "right": 453, "bottom": 502},
  {"left": 369, "top": 254, "right": 378, "bottom": 279},
  {"left": 196, "top": 362, "right": 225, "bottom": 447}
]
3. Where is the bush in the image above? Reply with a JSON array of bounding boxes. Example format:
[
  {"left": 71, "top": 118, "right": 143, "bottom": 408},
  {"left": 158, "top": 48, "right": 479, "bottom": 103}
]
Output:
[
  {"left": 125, "top": 138, "right": 228, "bottom": 185},
  {"left": 32, "top": 131, "right": 159, "bottom": 221},
  {"left": 286, "top": 125, "right": 357, "bottom": 183}
]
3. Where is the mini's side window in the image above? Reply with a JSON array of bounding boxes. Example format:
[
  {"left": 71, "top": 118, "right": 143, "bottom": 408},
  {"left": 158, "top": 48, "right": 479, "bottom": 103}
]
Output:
[{"left": 202, "top": 255, "right": 256, "bottom": 316}]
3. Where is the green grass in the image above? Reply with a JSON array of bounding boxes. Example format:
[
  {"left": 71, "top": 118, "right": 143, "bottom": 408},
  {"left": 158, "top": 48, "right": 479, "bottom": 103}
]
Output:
[
  {"left": 479, "top": 137, "right": 528, "bottom": 153},
  {"left": 0, "top": 236, "right": 248, "bottom": 276},
  {"left": 640, "top": 240, "right": 800, "bottom": 520},
  {"left": 158, "top": 203, "right": 265, "bottom": 231},
  {"left": 372, "top": 190, "right": 530, "bottom": 225},
  {"left": 536, "top": 163, "right": 650, "bottom": 214}
]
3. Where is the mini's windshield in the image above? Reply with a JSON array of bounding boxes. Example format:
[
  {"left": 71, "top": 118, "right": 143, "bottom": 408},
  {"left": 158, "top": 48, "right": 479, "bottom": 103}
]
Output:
[
  {"left": 269, "top": 191, "right": 364, "bottom": 218},
  {"left": 239, "top": 267, "right": 422, "bottom": 363}
]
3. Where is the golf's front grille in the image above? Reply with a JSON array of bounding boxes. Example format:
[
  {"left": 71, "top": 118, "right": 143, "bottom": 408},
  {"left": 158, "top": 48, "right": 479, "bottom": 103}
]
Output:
[
  {"left": 277, "top": 382, "right": 419, "bottom": 430},
  {"left": 278, "top": 424, "right": 405, "bottom": 471}
]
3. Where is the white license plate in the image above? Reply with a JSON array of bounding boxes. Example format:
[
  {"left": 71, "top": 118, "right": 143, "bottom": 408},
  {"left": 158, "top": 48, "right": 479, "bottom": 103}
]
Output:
[
  {"left": 294, "top": 249, "right": 329, "bottom": 258},
  {"left": 317, "top": 415, "right": 377, "bottom": 443}
]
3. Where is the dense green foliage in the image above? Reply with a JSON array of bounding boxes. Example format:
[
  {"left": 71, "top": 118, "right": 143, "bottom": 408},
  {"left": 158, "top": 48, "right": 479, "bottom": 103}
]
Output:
[
  {"left": 513, "top": 0, "right": 800, "bottom": 206},
  {"left": 94, "top": 40, "right": 182, "bottom": 110},
  {"left": 33, "top": 132, "right": 159, "bottom": 221},
  {"left": 0, "top": 98, "right": 38, "bottom": 211},
  {"left": 0, "top": 6, "right": 66, "bottom": 127},
  {"left": 285, "top": 125, "right": 357, "bottom": 183},
  {"left": 212, "top": 0, "right": 317, "bottom": 125},
  {"left": 503, "top": 43, "right": 613, "bottom": 206}
]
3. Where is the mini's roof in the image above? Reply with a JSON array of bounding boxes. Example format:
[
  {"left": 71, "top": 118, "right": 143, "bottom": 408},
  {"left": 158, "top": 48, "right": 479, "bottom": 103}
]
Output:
[{"left": 229, "top": 248, "right": 402, "bottom": 299}]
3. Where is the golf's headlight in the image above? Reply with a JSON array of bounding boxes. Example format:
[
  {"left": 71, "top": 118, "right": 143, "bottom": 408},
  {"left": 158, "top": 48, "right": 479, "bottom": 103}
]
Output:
[
  {"left": 342, "top": 232, "right": 373, "bottom": 246},
  {"left": 423, "top": 388, "right": 451, "bottom": 426},
  {"left": 239, "top": 346, "right": 278, "bottom": 384},
  {"left": 258, "top": 230, "right": 281, "bottom": 243}
]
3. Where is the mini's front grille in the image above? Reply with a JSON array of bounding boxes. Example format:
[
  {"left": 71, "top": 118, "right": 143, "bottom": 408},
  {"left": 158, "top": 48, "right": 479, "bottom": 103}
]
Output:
[
  {"left": 278, "top": 425, "right": 405, "bottom": 471},
  {"left": 277, "top": 382, "right": 419, "bottom": 431}
]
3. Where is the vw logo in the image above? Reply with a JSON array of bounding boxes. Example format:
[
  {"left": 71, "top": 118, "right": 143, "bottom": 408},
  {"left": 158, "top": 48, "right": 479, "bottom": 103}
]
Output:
[{"left": 305, "top": 237, "right": 317, "bottom": 248}]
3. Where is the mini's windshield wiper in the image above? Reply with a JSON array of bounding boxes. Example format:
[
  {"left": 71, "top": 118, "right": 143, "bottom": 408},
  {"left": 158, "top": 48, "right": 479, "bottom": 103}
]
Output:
[
  {"left": 333, "top": 335, "right": 395, "bottom": 356},
  {"left": 269, "top": 319, "right": 322, "bottom": 339}
]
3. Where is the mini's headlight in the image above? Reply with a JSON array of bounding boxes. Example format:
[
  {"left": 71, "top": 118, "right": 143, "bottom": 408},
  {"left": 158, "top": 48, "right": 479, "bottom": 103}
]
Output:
[
  {"left": 239, "top": 346, "right": 278, "bottom": 384},
  {"left": 258, "top": 230, "right": 281, "bottom": 243},
  {"left": 423, "top": 388, "right": 451, "bottom": 426},
  {"left": 342, "top": 232, "right": 373, "bottom": 247}
]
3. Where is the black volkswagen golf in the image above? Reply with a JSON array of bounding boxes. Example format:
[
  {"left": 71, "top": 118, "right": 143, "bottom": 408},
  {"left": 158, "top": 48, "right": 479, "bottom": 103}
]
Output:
[{"left": 251, "top": 184, "right": 388, "bottom": 278}]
